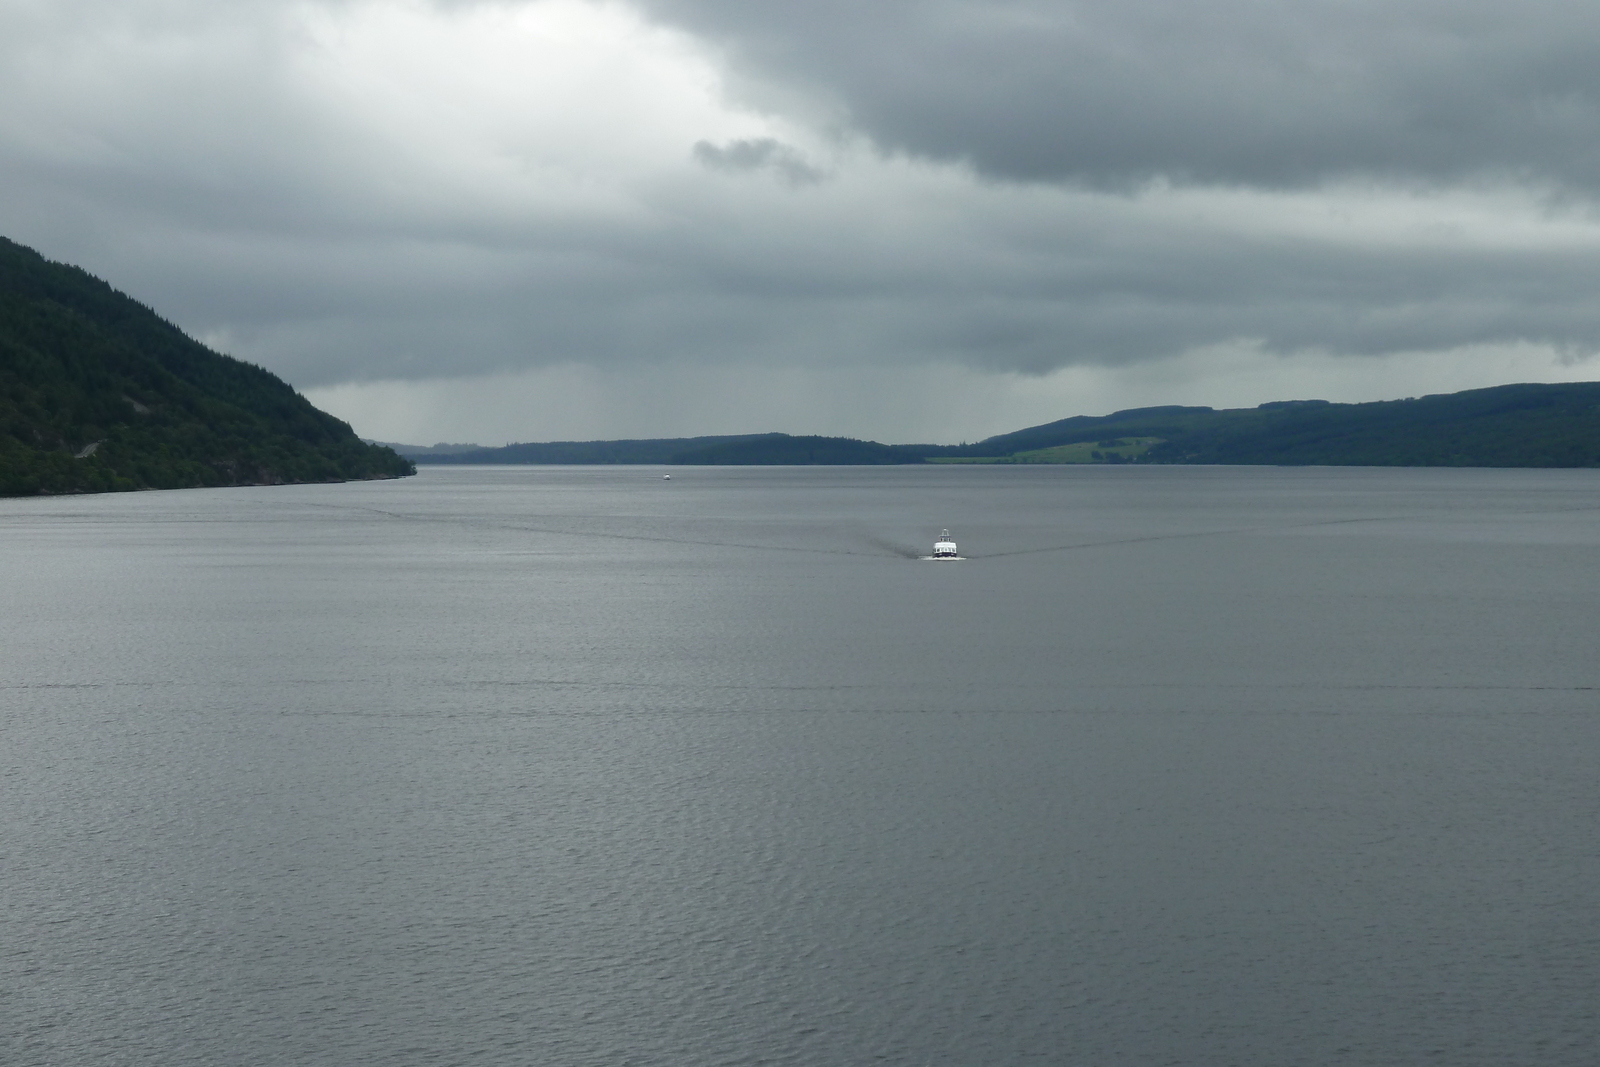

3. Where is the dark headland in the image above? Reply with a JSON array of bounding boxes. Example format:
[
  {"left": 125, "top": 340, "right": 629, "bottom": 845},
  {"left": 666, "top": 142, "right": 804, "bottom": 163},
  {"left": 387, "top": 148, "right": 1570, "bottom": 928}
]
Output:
[
  {"left": 414, "top": 383, "right": 1600, "bottom": 468},
  {"left": 0, "top": 237, "right": 413, "bottom": 496}
]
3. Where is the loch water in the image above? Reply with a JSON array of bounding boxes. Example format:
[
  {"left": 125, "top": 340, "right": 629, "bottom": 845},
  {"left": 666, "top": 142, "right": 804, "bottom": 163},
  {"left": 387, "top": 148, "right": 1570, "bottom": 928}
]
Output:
[{"left": 4, "top": 464, "right": 1598, "bottom": 1066}]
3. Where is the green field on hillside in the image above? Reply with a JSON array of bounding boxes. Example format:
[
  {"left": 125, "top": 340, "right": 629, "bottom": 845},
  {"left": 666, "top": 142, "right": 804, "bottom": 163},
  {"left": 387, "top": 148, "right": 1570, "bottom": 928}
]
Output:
[{"left": 930, "top": 437, "right": 1165, "bottom": 464}]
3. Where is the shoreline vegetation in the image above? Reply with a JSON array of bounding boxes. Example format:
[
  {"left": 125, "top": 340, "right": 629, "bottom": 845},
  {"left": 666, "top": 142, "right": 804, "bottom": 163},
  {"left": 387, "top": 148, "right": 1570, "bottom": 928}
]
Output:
[
  {"left": 408, "top": 384, "right": 1600, "bottom": 468},
  {"left": 1, "top": 237, "right": 414, "bottom": 497}
]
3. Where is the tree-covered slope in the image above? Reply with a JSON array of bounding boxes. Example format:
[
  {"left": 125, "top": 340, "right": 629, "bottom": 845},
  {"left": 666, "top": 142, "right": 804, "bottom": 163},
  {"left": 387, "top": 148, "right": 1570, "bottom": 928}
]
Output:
[
  {"left": 1150, "top": 385, "right": 1600, "bottom": 466},
  {"left": 928, "top": 383, "right": 1600, "bottom": 466},
  {"left": 936, "top": 405, "right": 1221, "bottom": 459},
  {"left": 0, "top": 237, "right": 413, "bottom": 496}
]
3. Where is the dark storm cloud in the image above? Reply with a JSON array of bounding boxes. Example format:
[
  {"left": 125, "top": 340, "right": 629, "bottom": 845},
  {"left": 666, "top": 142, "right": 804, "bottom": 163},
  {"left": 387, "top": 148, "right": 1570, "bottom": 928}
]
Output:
[
  {"left": 111, "top": 189, "right": 1600, "bottom": 389},
  {"left": 636, "top": 0, "right": 1600, "bottom": 191}
]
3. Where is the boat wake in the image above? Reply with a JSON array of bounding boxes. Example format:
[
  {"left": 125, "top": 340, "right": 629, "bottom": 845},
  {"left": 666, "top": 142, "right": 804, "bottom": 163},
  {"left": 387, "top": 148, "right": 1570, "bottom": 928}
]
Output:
[{"left": 859, "top": 533, "right": 923, "bottom": 559}]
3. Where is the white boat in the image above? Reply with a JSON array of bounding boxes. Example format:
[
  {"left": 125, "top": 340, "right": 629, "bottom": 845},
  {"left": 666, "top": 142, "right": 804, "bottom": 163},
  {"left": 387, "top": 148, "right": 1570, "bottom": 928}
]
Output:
[{"left": 932, "top": 530, "right": 959, "bottom": 559}]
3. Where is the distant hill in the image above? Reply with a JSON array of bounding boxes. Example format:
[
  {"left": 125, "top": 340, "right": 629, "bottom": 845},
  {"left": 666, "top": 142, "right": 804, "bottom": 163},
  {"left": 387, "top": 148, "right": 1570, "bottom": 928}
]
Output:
[
  {"left": 372, "top": 441, "right": 486, "bottom": 458},
  {"left": 417, "top": 434, "right": 746, "bottom": 464},
  {"left": 672, "top": 434, "right": 927, "bottom": 464},
  {"left": 415, "top": 382, "right": 1600, "bottom": 468},
  {"left": 0, "top": 237, "right": 414, "bottom": 496},
  {"left": 418, "top": 435, "right": 762, "bottom": 464},
  {"left": 928, "top": 383, "right": 1600, "bottom": 466},
  {"left": 414, "top": 432, "right": 929, "bottom": 465}
]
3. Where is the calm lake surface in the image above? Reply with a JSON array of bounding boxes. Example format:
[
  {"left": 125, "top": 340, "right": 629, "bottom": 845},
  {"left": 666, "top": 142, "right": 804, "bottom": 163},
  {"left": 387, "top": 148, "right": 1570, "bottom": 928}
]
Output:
[{"left": 4, "top": 464, "right": 1598, "bottom": 1066}]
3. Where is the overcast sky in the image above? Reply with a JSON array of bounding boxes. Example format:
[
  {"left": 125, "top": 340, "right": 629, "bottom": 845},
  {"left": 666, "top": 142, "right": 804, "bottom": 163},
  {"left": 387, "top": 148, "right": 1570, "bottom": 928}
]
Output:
[{"left": 5, "top": 0, "right": 1600, "bottom": 444}]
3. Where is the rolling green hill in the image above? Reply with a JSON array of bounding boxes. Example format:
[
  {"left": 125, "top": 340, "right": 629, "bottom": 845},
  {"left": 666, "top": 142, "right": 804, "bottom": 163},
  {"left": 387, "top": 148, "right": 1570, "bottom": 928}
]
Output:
[{"left": 0, "top": 237, "right": 413, "bottom": 496}]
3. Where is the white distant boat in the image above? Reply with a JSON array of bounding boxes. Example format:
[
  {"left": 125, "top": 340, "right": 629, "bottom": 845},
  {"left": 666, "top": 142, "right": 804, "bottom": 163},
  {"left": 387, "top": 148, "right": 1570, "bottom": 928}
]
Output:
[
  {"left": 932, "top": 530, "right": 959, "bottom": 559},
  {"left": 663, "top": 474, "right": 671, "bottom": 480}
]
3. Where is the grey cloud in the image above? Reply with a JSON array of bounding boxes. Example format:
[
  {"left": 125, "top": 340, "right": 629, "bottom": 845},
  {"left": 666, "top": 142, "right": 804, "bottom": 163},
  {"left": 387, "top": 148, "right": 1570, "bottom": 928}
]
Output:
[
  {"left": 5, "top": 0, "right": 1600, "bottom": 434},
  {"left": 33, "top": 183, "right": 1599, "bottom": 391},
  {"left": 636, "top": 0, "right": 1600, "bottom": 191},
  {"left": 693, "top": 137, "right": 825, "bottom": 184}
]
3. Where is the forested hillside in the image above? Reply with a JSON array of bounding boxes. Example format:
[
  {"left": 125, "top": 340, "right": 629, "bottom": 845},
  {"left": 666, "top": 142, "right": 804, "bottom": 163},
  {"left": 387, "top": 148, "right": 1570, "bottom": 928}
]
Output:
[
  {"left": 928, "top": 384, "right": 1600, "bottom": 466},
  {"left": 1, "top": 237, "right": 413, "bottom": 496}
]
